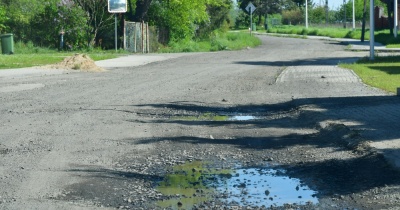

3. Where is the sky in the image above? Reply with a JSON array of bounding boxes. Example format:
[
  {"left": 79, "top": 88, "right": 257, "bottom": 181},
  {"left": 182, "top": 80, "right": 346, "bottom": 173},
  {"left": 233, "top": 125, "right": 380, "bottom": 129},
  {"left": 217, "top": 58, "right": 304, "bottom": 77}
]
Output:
[
  {"left": 233, "top": 0, "right": 348, "bottom": 11},
  {"left": 315, "top": 0, "right": 347, "bottom": 10}
]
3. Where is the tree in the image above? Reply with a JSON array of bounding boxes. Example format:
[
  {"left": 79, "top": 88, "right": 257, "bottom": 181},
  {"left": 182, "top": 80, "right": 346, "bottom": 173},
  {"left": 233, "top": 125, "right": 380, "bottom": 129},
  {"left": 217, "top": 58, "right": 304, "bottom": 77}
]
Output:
[
  {"left": 132, "top": 0, "right": 152, "bottom": 21},
  {"left": 29, "top": 0, "right": 90, "bottom": 48},
  {"left": 282, "top": 7, "right": 303, "bottom": 24},
  {"left": 0, "top": 0, "right": 51, "bottom": 41},
  {"left": 309, "top": 5, "right": 326, "bottom": 24},
  {"left": 73, "top": 0, "right": 114, "bottom": 47},
  {"left": 0, "top": 5, "right": 8, "bottom": 33},
  {"left": 148, "top": 0, "right": 231, "bottom": 43},
  {"left": 361, "top": 0, "right": 367, "bottom": 41},
  {"left": 197, "top": 0, "right": 232, "bottom": 37}
]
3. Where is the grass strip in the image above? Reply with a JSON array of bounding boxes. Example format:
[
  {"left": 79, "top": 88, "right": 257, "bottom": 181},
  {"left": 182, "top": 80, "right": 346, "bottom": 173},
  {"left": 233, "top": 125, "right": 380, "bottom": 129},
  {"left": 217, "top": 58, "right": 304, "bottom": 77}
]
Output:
[
  {"left": 0, "top": 53, "right": 120, "bottom": 70},
  {"left": 340, "top": 56, "right": 400, "bottom": 93}
]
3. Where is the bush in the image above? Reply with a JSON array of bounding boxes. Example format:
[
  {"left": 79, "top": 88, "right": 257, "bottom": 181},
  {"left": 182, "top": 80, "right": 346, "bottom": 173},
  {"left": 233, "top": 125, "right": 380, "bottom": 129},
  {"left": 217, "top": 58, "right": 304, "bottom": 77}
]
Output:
[{"left": 282, "top": 9, "right": 303, "bottom": 25}]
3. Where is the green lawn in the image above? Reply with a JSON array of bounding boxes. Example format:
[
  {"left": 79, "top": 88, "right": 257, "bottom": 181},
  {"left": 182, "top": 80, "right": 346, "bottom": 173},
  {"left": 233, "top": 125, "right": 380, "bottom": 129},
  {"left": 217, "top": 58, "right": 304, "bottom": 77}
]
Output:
[
  {"left": 264, "top": 25, "right": 400, "bottom": 46},
  {"left": 0, "top": 53, "right": 120, "bottom": 70},
  {"left": 263, "top": 25, "right": 400, "bottom": 93},
  {"left": 340, "top": 56, "right": 400, "bottom": 93}
]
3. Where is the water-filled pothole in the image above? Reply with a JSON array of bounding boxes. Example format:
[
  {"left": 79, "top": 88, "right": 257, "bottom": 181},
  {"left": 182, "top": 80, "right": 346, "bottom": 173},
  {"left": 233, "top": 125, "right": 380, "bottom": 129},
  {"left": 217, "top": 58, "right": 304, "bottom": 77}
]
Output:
[
  {"left": 171, "top": 113, "right": 259, "bottom": 122},
  {"left": 215, "top": 168, "right": 318, "bottom": 207},
  {"left": 156, "top": 161, "right": 318, "bottom": 209},
  {"left": 229, "top": 115, "right": 258, "bottom": 121}
]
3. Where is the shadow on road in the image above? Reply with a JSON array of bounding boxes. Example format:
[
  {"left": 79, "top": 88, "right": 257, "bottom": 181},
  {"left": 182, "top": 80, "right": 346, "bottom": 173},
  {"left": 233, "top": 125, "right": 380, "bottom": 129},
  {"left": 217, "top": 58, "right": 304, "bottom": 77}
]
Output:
[{"left": 118, "top": 95, "right": 400, "bottom": 196}]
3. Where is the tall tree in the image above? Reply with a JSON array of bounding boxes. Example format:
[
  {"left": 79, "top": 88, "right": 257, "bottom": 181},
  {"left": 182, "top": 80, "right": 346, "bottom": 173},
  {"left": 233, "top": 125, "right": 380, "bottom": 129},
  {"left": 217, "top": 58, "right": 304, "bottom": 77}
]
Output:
[
  {"left": 133, "top": 0, "right": 152, "bottom": 21},
  {"left": 361, "top": 0, "right": 367, "bottom": 41},
  {"left": 148, "top": 0, "right": 229, "bottom": 42},
  {"left": 73, "top": 0, "right": 114, "bottom": 47}
]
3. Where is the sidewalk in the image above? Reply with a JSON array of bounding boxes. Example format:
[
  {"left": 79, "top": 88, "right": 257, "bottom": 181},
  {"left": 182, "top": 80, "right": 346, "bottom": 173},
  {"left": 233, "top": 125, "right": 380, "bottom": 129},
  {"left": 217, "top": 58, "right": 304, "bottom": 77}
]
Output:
[{"left": 259, "top": 32, "right": 400, "bottom": 53}]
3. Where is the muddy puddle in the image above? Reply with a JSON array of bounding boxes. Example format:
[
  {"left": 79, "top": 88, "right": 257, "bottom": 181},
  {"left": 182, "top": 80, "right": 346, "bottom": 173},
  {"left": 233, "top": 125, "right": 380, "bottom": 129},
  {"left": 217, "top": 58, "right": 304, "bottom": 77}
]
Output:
[
  {"left": 171, "top": 113, "right": 260, "bottom": 122},
  {"left": 156, "top": 161, "right": 318, "bottom": 209}
]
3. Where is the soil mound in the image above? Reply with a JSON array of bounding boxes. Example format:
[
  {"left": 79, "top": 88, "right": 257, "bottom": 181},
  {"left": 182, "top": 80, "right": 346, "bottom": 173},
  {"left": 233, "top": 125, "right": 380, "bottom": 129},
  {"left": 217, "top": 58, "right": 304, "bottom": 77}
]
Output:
[{"left": 51, "top": 54, "right": 105, "bottom": 72}]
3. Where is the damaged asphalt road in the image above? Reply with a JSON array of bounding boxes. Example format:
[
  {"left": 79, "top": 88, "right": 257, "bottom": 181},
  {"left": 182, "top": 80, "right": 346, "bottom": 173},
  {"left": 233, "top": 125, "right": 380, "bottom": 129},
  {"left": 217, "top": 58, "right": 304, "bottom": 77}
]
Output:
[{"left": 1, "top": 35, "right": 400, "bottom": 210}]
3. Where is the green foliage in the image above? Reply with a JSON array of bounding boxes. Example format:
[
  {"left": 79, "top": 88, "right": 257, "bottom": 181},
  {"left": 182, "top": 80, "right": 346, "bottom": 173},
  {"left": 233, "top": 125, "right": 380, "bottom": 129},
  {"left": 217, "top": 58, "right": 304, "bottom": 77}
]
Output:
[
  {"left": 309, "top": 5, "right": 326, "bottom": 24},
  {"left": 158, "top": 31, "right": 261, "bottom": 53},
  {"left": 0, "top": 5, "right": 8, "bottom": 33},
  {"left": 282, "top": 8, "right": 303, "bottom": 25},
  {"left": 234, "top": 10, "right": 250, "bottom": 29},
  {"left": 149, "top": 0, "right": 232, "bottom": 43},
  {"left": 266, "top": 25, "right": 367, "bottom": 39},
  {"left": 341, "top": 56, "right": 400, "bottom": 93},
  {"left": 197, "top": 0, "right": 232, "bottom": 38},
  {"left": 28, "top": 0, "right": 90, "bottom": 49}
]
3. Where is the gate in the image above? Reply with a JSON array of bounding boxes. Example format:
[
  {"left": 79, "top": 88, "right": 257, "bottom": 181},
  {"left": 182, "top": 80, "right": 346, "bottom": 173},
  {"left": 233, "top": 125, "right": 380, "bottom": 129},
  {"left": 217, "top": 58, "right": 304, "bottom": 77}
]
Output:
[{"left": 124, "top": 21, "right": 149, "bottom": 53}]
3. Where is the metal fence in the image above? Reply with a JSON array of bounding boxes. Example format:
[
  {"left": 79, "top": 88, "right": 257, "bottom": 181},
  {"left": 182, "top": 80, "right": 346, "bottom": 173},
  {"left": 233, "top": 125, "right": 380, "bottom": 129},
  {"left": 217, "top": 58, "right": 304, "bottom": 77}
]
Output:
[{"left": 124, "top": 21, "right": 149, "bottom": 53}]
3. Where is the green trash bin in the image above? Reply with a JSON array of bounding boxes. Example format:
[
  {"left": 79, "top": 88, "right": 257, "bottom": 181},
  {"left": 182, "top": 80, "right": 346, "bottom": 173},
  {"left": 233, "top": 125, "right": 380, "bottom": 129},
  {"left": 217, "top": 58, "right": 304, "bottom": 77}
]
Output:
[
  {"left": 251, "top": 23, "right": 256, "bottom": 31},
  {"left": 1, "top": 33, "right": 14, "bottom": 54}
]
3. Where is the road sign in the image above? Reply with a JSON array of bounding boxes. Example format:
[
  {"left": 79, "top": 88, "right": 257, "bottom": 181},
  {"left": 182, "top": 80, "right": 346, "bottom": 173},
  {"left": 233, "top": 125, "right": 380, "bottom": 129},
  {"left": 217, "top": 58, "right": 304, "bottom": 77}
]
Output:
[
  {"left": 108, "top": 0, "right": 127, "bottom": 13},
  {"left": 246, "top": 2, "right": 256, "bottom": 14}
]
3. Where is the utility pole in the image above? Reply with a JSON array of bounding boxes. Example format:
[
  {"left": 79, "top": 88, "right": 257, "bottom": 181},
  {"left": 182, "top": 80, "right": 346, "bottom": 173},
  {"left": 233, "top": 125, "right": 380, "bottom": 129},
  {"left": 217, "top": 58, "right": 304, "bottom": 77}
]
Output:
[
  {"left": 353, "top": 0, "right": 356, "bottom": 30},
  {"left": 306, "top": 0, "right": 309, "bottom": 28},
  {"left": 326, "top": 0, "right": 329, "bottom": 24},
  {"left": 395, "top": 0, "right": 398, "bottom": 37},
  {"left": 370, "top": 0, "right": 375, "bottom": 60},
  {"left": 344, "top": 0, "right": 347, "bottom": 28}
]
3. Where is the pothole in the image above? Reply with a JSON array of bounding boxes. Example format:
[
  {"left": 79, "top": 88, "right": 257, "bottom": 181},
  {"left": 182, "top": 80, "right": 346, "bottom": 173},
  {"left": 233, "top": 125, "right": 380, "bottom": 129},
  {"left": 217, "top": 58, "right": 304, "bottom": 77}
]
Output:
[
  {"left": 229, "top": 116, "right": 258, "bottom": 121},
  {"left": 215, "top": 168, "right": 318, "bottom": 207},
  {"left": 171, "top": 113, "right": 261, "bottom": 122},
  {"left": 156, "top": 161, "right": 318, "bottom": 209}
]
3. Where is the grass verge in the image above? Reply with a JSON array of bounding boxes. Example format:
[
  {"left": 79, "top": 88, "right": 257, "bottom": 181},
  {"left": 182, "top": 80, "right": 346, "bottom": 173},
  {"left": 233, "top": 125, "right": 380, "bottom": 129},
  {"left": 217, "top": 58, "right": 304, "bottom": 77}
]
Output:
[
  {"left": 1, "top": 32, "right": 261, "bottom": 69},
  {"left": 265, "top": 26, "right": 400, "bottom": 46},
  {"left": 0, "top": 53, "right": 121, "bottom": 70},
  {"left": 340, "top": 56, "right": 400, "bottom": 93},
  {"left": 158, "top": 32, "right": 261, "bottom": 53}
]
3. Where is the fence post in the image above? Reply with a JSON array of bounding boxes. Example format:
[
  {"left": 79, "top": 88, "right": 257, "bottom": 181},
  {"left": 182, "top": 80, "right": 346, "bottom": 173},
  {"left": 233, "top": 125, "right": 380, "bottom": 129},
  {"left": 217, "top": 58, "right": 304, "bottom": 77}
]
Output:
[{"left": 147, "top": 23, "right": 150, "bottom": 53}]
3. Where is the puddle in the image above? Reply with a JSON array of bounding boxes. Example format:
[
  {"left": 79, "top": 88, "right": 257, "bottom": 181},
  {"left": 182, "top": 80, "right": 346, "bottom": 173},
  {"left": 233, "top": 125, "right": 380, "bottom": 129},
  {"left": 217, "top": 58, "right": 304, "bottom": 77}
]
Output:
[
  {"left": 215, "top": 168, "right": 318, "bottom": 207},
  {"left": 229, "top": 116, "right": 258, "bottom": 121},
  {"left": 157, "top": 162, "right": 318, "bottom": 209},
  {"left": 171, "top": 113, "right": 259, "bottom": 122},
  {"left": 156, "top": 161, "right": 230, "bottom": 209}
]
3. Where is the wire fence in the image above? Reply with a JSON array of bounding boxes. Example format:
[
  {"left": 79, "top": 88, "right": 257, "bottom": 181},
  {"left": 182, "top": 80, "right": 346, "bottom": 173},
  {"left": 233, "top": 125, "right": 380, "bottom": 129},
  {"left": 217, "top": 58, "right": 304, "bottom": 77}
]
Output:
[{"left": 124, "top": 21, "right": 149, "bottom": 53}]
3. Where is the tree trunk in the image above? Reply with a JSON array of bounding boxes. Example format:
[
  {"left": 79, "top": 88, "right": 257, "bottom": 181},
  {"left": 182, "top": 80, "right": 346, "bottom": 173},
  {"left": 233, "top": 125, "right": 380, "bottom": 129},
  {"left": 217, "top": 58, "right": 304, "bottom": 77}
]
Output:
[
  {"left": 387, "top": 0, "right": 394, "bottom": 35},
  {"left": 361, "top": 0, "right": 367, "bottom": 42}
]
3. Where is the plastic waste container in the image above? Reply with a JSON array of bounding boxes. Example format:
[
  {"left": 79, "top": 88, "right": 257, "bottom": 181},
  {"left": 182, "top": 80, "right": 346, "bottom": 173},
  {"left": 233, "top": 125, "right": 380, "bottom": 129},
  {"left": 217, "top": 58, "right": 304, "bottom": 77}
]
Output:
[
  {"left": 1, "top": 33, "right": 14, "bottom": 54},
  {"left": 251, "top": 23, "right": 256, "bottom": 31}
]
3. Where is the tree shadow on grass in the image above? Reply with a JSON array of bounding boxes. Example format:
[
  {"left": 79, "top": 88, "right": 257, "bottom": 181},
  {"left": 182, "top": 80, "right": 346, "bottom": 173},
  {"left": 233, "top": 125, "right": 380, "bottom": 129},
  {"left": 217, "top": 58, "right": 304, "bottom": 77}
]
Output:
[{"left": 369, "top": 66, "right": 400, "bottom": 75}]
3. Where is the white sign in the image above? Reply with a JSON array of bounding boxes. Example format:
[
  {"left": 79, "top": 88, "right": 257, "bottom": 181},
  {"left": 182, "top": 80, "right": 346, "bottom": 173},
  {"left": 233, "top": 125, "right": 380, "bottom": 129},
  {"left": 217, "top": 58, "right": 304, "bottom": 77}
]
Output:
[
  {"left": 108, "top": 0, "right": 127, "bottom": 13},
  {"left": 246, "top": 2, "right": 256, "bottom": 14}
]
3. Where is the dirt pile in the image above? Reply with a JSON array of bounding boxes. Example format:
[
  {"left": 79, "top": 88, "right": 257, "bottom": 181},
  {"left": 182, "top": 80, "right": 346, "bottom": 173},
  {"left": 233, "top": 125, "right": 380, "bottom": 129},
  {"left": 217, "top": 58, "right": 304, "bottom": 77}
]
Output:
[{"left": 51, "top": 54, "right": 105, "bottom": 72}]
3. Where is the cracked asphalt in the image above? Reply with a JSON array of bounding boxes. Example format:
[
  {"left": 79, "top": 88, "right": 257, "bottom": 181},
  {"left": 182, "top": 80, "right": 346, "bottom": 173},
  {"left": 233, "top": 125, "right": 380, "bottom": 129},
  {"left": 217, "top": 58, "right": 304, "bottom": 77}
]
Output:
[{"left": 1, "top": 35, "right": 400, "bottom": 209}]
